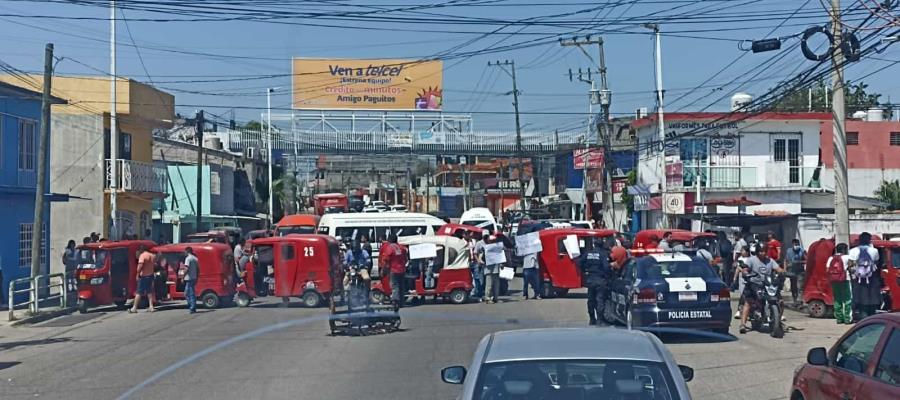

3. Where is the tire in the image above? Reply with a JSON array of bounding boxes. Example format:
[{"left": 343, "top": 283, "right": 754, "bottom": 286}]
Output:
[
  {"left": 114, "top": 300, "right": 127, "bottom": 310},
  {"left": 302, "top": 291, "right": 322, "bottom": 308},
  {"left": 626, "top": 307, "right": 634, "bottom": 330},
  {"left": 370, "top": 289, "right": 385, "bottom": 304},
  {"left": 201, "top": 292, "right": 221, "bottom": 309},
  {"left": 235, "top": 292, "right": 251, "bottom": 307},
  {"left": 807, "top": 299, "right": 827, "bottom": 318},
  {"left": 449, "top": 288, "right": 469, "bottom": 305},
  {"left": 542, "top": 281, "right": 554, "bottom": 298},
  {"left": 791, "top": 390, "right": 805, "bottom": 400},
  {"left": 77, "top": 299, "right": 89, "bottom": 314},
  {"left": 770, "top": 305, "right": 784, "bottom": 338},
  {"left": 555, "top": 288, "right": 569, "bottom": 298}
]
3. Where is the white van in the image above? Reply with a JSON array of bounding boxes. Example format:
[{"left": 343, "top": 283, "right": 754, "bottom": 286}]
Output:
[
  {"left": 459, "top": 207, "right": 500, "bottom": 233},
  {"left": 317, "top": 212, "right": 446, "bottom": 257}
]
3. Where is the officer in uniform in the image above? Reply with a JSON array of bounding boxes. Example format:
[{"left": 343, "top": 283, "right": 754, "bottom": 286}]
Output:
[{"left": 576, "top": 237, "right": 613, "bottom": 325}]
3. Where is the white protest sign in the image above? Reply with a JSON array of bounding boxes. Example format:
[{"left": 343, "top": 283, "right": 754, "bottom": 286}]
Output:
[
  {"left": 563, "top": 235, "right": 581, "bottom": 259},
  {"left": 484, "top": 242, "right": 507, "bottom": 265},
  {"left": 515, "top": 231, "right": 543, "bottom": 256},
  {"left": 409, "top": 243, "right": 438, "bottom": 260}
]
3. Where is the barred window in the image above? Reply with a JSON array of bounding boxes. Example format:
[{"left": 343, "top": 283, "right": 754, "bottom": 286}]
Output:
[
  {"left": 18, "top": 223, "right": 47, "bottom": 268},
  {"left": 891, "top": 132, "right": 900, "bottom": 146},
  {"left": 847, "top": 132, "right": 859, "bottom": 145}
]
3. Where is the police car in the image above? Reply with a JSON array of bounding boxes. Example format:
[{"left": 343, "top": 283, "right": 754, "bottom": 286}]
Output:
[{"left": 604, "top": 252, "right": 732, "bottom": 334}]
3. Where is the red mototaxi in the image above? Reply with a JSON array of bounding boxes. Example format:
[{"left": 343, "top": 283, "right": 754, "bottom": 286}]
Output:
[
  {"left": 436, "top": 223, "right": 486, "bottom": 240},
  {"left": 154, "top": 242, "right": 236, "bottom": 309},
  {"left": 75, "top": 240, "right": 157, "bottom": 312},
  {"left": 803, "top": 235, "right": 899, "bottom": 317},
  {"left": 537, "top": 228, "right": 617, "bottom": 297},
  {"left": 372, "top": 235, "right": 474, "bottom": 304},
  {"left": 237, "top": 234, "right": 342, "bottom": 308}
]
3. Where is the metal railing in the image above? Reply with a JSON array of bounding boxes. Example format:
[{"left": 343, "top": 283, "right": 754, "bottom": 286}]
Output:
[
  {"left": 105, "top": 159, "right": 167, "bottom": 193},
  {"left": 671, "top": 163, "right": 820, "bottom": 190},
  {"left": 8, "top": 272, "right": 69, "bottom": 321}
]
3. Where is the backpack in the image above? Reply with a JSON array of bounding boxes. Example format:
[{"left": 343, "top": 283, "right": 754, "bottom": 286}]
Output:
[
  {"left": 855, "top": 246, "right": 875, "bottom": 284},
  {"left": 827, "top": 256, "right": 846, "bottom": 283}
]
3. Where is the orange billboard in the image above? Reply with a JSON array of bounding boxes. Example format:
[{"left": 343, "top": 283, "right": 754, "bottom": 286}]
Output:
[{"left": 292, "top": 58, "right": 443, "bottom": 110}]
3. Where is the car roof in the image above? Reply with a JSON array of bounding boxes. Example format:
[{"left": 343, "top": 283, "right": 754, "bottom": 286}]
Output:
[
  {"left": 484, "top": 328, "right": 666, "bottom": 363},
  {"left": 650, "top": 252, "right": 694, "bottom": 262}
]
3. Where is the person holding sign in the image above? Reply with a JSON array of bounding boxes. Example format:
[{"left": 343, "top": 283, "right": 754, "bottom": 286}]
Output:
[{"left": 482, "top": 236, "right": 507, "bottom": 304}]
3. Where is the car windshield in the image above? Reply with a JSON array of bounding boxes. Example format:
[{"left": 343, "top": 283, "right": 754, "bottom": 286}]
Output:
[
  {"left": 474, "top": 360, "right": 680, "bottom": 400},
  {"left": 276, "top": 226, "right": 316, "bottom": 236},
  {"left": 637, "top": 257, "right": 719, "bottom": 279},
  {"left": 76, "top": 249, "right": 107, "bottom": 268},
  {"left": 462, "top": 220, "right": 495, "bottom": 232}
]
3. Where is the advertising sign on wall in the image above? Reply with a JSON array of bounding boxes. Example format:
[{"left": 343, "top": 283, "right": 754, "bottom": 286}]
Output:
[
  {"left": 292, "top": 58, "right": 443, "bottom": 110},
  {"left": 573, "top": 148, "right": 604, "bottom": 169}
]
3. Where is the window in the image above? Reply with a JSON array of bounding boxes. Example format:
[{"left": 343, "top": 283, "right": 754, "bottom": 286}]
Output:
[
  {"left": 18, "top": 223, "right": 45, "bottom": 268},
  {"left": 847, "top": 132, "right": 859, "bottom": 145},
  {"left": 395, "top": 226, "right": 427, "bottom": 237},
  {"left": 891, "top": 132, "right": 900, "bottom": 146},
  {"left": 18, "top": 120, "right": 36, "bottom": 171},
  {"left": 874, "top": 329, "right": 900, "bottom": 385},
  {"left": 281, "top": 244, "right": 295, "bottom": 260},
  {"left": 833, "top": 323, "right": 886, "bottom": 374}
]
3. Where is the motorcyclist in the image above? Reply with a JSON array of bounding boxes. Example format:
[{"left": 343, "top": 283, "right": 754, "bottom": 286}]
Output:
[
  {"left": 739, "top": 242, "right": 784, "bottom": 334},
  {"left": 576, "top": 237, "right": 613, "bottom": 325},
  {"left": 343, "top": 241, "right": 371, "bottom": 311}
]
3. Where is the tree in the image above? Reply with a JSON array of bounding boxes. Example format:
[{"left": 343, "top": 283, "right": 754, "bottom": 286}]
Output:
[
  {"left": 875, "top": 179, "right": 900, "bottom": 210},
  {"left": 241, "top": 120, "right": 272, "bottom": 131},
  {"left": 769, "top": 79, "right": 885, "bottom": 116}
]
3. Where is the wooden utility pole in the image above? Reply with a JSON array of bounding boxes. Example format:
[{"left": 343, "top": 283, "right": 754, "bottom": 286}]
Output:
[
  {"left": 831, "top": 0, "right": 849, "bottom": 245},
  {"left": 488, "top": 60, "right": 527, "bottom": 212},
  {"left": 30, "top": 43, "right": 53, "bottom": 283},
  {"left": 195, "top": 110, "right": 204, "bottom": 232}
]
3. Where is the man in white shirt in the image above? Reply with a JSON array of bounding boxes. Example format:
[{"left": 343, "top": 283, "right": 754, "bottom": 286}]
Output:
[
  {"left": 826, "top": 243, "right": 852, "bottom": 324},
  {"left": 847, "top": 232, "right": 881, "bottom": 319},
  {"left": 522, "top": 252, "right": 542, "bottom": 300}
]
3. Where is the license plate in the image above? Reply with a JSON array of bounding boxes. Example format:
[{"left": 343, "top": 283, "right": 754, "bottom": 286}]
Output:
[{"left": 678, "top": 292, "right": 698, "bottom": 301}]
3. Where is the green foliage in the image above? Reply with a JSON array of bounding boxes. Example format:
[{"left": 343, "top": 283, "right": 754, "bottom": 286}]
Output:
[
  {"left": 619, "top": 170, "right": 638, "bottom": 217},
  {"left": 875, "top": 179, "right": 900, "bottom": 210},
  {"left": 770, "top": 79, "right": 884, "bottom": 115}
]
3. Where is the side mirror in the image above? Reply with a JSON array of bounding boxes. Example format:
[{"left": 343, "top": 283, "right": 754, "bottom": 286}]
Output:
[
  {"left": 807, "top": 347, "right": 828, "bottom": 366},
  {"left": 678, "top": 365, "right": 694, "bottom": 382},
  {"left": 441, "top": 366, "right": 466, "bottom": 384}
]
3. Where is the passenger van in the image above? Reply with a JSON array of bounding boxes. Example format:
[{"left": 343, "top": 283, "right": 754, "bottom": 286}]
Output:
[
  {"left": 459, "top": 207, "right": 500, "bottom": 233},
  {"left": 317, "top": 212, "right": 446, "bottom": 258}
]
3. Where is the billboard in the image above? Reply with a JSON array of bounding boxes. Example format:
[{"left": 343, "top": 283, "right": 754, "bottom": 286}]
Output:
[
  {"left": 573, "top": 148, "right": 604, "bottom": 169},
  {"left": 292, "top": 58, "right": 443, "bottom": 110}
]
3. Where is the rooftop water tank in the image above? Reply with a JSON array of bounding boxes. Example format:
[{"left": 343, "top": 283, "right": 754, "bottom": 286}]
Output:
[
  {"left": 731, "top": 92, "right": 753, "bottom": 112},
  {"left": 866, "top": 108, "right": 884, "bottom": 122},
  {"left": 851, "top": 110, "right": 868, "bottom": 120}
]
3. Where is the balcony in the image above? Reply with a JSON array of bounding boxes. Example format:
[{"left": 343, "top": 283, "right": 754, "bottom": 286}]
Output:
[
  {"left": 105, "top": 159, "right": 167, "bottom": 195},
  {"left": 669, "top": 163, "right": 819, "bottom": 191}
]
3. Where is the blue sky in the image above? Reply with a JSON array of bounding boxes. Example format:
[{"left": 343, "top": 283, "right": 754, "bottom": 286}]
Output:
[{"left": 0, "top": 0, "right": 897, "bottom": 132}]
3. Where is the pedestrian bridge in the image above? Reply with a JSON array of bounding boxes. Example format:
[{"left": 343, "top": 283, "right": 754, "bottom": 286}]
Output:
[{"left": 221, "top": 128, "right": 594, "bottom": 157}]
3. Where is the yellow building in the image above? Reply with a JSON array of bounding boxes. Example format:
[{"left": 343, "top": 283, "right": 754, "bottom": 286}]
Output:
[{"left": 0, "top": 75, "right": 173, "bottom": 274}]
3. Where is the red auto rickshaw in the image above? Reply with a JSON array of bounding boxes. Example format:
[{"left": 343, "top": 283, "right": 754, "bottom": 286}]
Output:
[
  {"left": 436, "top": 223, "right": 485, "bottom": 240},
  {"left": 537, "top": 228, "right": 617, "bottom": 298},
  {"left": 236, "top": 235, "right": 342, "bottom": 308},
  {"left": 74, "top": 240, "right": 157, "bottom": 313},
  {"left": 372, "top": 235, "right": 474, "bottom": 304},
  {"left": 631, "top": 229, "right": 718, "bottom": 256},
  {"left": 803, "top": 235, "right": 898, "bottom": 317},
  {"left": 154, "top": 242, "right": 236, "bottom": 309}
]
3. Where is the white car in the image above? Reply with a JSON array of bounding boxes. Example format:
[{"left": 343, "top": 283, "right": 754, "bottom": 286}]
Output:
[
  {"left": 362, "top": 207, "right": 382, "bottom": 213},
  {"left": 441, "top": 327, "right": 694, "bottom": 399},
  {"left": 390, "top": 205, "right": 408, "bottom": 212}
]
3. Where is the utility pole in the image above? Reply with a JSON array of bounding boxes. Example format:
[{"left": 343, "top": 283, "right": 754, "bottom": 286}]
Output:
[
  {"left": 30, "top": 43, "right": 53, "bottom": 286},
  {"left": 644, "top": 23, "right": 667, "bottom": 228},
  {"left": 195, "top": 110, "right": 204, "bottom": 232},
  {"left": 109, "top": 0, "right": 118, "bottom": 239},
  {"left": 561, "top": 35, "right": 613, "bottom": 225},
  {"left": 488, "top": 60, "right": 527, "bottom": 212},
  {"left": 266, "top": 88, "right": 275, "bottom": 229},
  {"left": 831, "top": 0, "right": 849, "bottom": 245}
]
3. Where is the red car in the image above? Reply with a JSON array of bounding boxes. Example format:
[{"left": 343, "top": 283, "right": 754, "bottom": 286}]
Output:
[{"left": 791, "top": 312, "right": 900, "bottom": 400}]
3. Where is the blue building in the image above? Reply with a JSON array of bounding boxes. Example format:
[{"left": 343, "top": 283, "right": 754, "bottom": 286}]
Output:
[{"left": 0, "top": 82, "right": 63, "bottom": 305}]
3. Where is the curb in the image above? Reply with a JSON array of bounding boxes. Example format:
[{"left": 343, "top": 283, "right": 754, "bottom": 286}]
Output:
[{"left": 8, "top": 306, "right": 77, "bottom": 327}]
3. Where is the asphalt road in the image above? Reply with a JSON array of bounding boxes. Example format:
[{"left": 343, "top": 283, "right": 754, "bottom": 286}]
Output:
[{"left": 0, "top": 281, "right": 852, "bottom": 400}]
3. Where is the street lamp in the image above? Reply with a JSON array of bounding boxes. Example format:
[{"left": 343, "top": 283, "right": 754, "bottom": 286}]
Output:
[{"left": 266, "top": 87, "right": 279, "bottom": 229}]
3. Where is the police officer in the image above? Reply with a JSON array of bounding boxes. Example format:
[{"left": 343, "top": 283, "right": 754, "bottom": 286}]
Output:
[{"left": 576, "top": 237, "right": 613, "bottom": 325}]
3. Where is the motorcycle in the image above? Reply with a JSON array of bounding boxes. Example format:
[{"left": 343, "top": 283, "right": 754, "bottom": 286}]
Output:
[
  {"left": 344, "top": 264, "right": 370, "bottom": 312},
  {"left": 743, "top": 271, "right": 784, "bottom": 338}
]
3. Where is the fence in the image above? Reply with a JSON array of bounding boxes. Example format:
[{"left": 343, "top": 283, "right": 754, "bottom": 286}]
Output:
[{"left": 7, "top": 272, "right": 69, "bottom": 321}]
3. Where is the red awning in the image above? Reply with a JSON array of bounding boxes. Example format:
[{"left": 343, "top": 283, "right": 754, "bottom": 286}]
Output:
[{"left": 702, "top": 196, "right": 761, "bottom": 207}]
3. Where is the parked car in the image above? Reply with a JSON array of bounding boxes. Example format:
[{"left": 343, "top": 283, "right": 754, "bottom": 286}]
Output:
[
  {"left": 390, "top": 205, "right": 408, "bottom": 212},
  {"left": 441, "top": 327, "right": 694, "bottom": 399},
  {"left": 791, "top": 312, "right": 900, "bottom": 399}
]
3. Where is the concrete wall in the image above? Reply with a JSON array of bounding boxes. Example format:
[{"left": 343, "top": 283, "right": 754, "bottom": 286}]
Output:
[
  {"left": 817, "top": 168, "right": 900, "bottom": 198},
  {"left": 798, "top": 214, "right": 900, "bottom": 246},
  {"left": 48, "top": 114, "right": 105, "bottom": 274},
  {"left": 820, "top": 120, "right": 900, "bottom": 169}
]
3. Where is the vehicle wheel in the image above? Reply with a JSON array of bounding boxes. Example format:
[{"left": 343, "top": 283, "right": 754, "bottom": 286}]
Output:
[
  {"left": 750, "top": 316, "right": 762, "bottom": 331},
  {"left": 114, "top": 300, "right": 127, "bottom": 310},
  {"left": 626, "top": 307, "right": 634, "bottom": 330},
  {"left": 791, "top": 390, "right": 805, "bottom": 400},
  {"left": 807, "top": 300, "right": 827, "bottom": 318},
  {"left": 370, "top": 289, "right": 384, "bottom": 304},
  {"left": 449, "top": 288, "right": 469, "bottom": 305},
  {"left": 302, "top": 291, "right": 322, "bottom": 308},
  {"left": 770, "top": 306, "right": 784, "bottom": 338},
  {"left": 235, "top": 292, "right": 251, "bottom": 307},
  {"left": 201, "top": 292, "right": 221, "bottom": 309},
  {"left": 542, "top": 282, "right": 554, "bottom": 298},
  {"left": 77, "top": 299, "right": 89, "bottom": 314}
]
